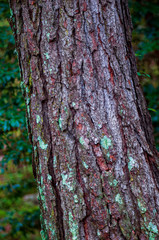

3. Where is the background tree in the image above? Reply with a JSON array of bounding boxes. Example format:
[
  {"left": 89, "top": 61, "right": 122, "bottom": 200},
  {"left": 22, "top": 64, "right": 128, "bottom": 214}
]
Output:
[{"left": 6, "top": 0, "right": 159, "bottom": 239}]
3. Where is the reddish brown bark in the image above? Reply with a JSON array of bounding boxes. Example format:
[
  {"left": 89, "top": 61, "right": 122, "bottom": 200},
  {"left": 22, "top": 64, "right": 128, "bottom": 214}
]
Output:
[{"left": 10, "top": 0, "right": 159, "bottom": 239}]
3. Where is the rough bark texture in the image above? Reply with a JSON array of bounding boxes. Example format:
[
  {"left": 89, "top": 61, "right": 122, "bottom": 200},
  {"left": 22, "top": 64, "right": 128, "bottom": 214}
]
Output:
[{"left": 9, "top": 0, "right": 159, "bottom": 239}]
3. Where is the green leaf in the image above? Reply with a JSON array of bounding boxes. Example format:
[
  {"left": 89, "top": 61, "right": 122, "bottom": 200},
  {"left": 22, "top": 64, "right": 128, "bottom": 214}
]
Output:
[
  {"left": 137, "top": 72, "right": 151, "bottom": 78},
  {"left": 148, "top": 108, "right": 157, "bottom": 113},
  {"left": 137, "top": 72, "right": 142, "bottom": 76},
  {"left": 135, "top": 53, "right": 142, "bottom": 57}
]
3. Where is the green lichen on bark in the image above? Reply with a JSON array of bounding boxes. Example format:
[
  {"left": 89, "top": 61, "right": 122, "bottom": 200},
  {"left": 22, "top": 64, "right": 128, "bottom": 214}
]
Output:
[
  {"left": 115, "top": 193, "right": 123, "bottom": 205},
  {"left": 37, "top": 136, "right": 48, "bottom": 150},
  {"left": 100, "top": 136, "right": 112, "bottom": 150},
  {"left": 68, "top": 212, "right": 79, "bottom": 240}
]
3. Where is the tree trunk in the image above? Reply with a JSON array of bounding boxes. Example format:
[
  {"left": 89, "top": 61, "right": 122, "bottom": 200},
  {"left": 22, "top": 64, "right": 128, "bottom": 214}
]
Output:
[{"left": 9, "top": 0, "right": 159, "bottom": 239}]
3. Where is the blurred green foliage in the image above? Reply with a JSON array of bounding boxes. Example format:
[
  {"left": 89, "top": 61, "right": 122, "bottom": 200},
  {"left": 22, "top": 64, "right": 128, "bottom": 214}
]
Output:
[
  {"left": 0, "top": 165, "right": 40, "bottom": 240},
  {"left": 0, "top": 0, "right": 158, "bottom": 239},
  {"left": 0, "top": 1, "right": 32, "bottom": 171},
  {"left": 0, "top": 1, "right": 40, "bottom": 239},
  {"left": 129, "top": 0, "right": 159, "bottom": 149},
  {"left": 130, "top": 0, "right": 159, "bottom": 57}
]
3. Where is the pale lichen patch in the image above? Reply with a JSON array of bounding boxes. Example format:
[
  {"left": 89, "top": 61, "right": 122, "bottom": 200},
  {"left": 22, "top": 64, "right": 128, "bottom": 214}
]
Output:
[
  {"left": 148, "top": 222, "right": 158, "bottom": 234},
  {"left": 72, "top": 102, "right": 76, "bottom": 107},
  {"left": 44, "top": 52, "right": 50, "bottom": 60},
  {"left": 47, "top": 174, "right": 52, "bottom": 182},
  {"left": 82, "top": 161, "right": 89, "bottom": 169},
  {"left": 109, "top": 179, "right": 118, "bottom": 187},
  {"left": 137, "top": 199, "right": 147, "bottom": 213},
  {"left": 74, "top": 194, "right": 78, "bottom": 203},
  {"left": 64, "top": 106, "right": 68, "bottom": 113},
  {"left": 79, "top": 136, "right": 85, "bottom": 145},
  {"left": 79, "top": 136, "right": 89, "bottom": 149},
  {"left": 128, "top": 156, "right": 136, "bottom": 171},
  {"left": 61, "top": 172, "right": 74, "bottom": 191},
  {"left": 97, "top": 229, "right": 101, "bottom": 236},
  {"left": 113, "top": 179, "right": 118, "bottom": 186},
  {"left": 53, "top": 156, "right": 57, "bottom": 168},
  {"left": 100, "top": 136, "right": 112, "bottom": 150},
  {"left": 38, "top": 136, "right": 48, "bottom": 150},
  {"left": 26, "top": 86, "right": 30, "bottom": 93},
  {"left": 115, "top": 193, "right": 123, "bottom": 205},
  {"left": 58, "top": 116, "right": 62, "bottom": 129},
  {"left": 40, "top": 230, "right": 47, "bottom": 240},
  {"left": 149, "top": 233, "right": 156, "bottom": 240},
  {"left": 98, "top": 123, "right": 102, "bottom": 129},
  {"left": 46, "top": 32, "right": 50, "bottom": 41},
  {"left": 69, "top": 212, "right": 79, "bottom": 240},
  {"left": 36, "top": 115, "right": 41, "bottom": 124}
]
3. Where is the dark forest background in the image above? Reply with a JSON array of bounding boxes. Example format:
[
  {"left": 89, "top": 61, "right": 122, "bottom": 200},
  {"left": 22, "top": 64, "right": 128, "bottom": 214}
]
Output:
[{"left": 0, "top": 0, "right": 159, "bottom": 239}]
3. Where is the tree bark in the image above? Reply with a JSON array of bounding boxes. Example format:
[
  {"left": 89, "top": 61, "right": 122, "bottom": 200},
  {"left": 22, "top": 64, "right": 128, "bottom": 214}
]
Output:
[{"left": 9, "top": 0, "right": 159, "bottom": 239}]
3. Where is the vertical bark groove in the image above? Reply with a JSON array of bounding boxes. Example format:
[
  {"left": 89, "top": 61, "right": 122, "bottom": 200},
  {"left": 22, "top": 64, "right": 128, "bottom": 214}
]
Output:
[{"left": 48, "top": 148, "right": 65, "bottom": 240}]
